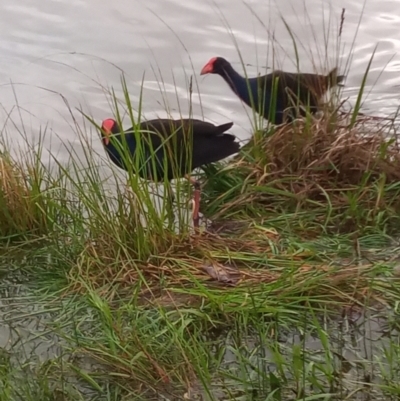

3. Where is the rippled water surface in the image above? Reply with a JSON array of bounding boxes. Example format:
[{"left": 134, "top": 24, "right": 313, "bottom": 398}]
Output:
[{"left": 0, "top": 0, "right": 399, "bottom": 163}]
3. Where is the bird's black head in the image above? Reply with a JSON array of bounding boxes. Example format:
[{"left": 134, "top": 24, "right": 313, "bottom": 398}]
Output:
[
  {"left": 200, "top": 57, "right": 231, "bottom": 76},
  {"left": 100, "top": 118, "right": 121, "bottom": 145}
]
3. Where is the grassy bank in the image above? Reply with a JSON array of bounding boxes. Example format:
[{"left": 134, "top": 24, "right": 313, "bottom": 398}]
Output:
[{"left": 1, "top": 101, "right": 400, "bottom": 401}]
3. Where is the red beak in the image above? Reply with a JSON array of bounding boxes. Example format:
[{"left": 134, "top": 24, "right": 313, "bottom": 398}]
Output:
[
  {"left": 103, "top": 134, "right": 110, "bottom": 146},
  {"left": 101, "top": 127, "right": 111, "bottom": 145},
  {"left": 101, "top": 118, "right": 116, "bottom": 146},
  {"left": 200, "top": 62, "right": 214, "bottom": 75}
]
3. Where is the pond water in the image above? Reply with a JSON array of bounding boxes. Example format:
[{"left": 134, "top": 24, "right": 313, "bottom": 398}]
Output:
[{"left": 0, "top": 0, "right": 399, "bottom": 165}]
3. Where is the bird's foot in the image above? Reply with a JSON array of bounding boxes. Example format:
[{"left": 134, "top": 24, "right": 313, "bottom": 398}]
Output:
[
  {"left": 192, "top": 186, "right": 201, "bottom": 230},
  {"left": 184, "top": 176, "right": 200, "bottom": 230},
  {"left": 184, "top": 175, "right": 202, "bottom": 231}
]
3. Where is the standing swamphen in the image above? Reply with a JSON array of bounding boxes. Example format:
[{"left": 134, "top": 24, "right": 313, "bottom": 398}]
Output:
[
  {"left": 100, "top": 118, "right": 240, "bottom": 228},
  {"left": 200, "top": 57, "right": 345, "bottom": 124}
]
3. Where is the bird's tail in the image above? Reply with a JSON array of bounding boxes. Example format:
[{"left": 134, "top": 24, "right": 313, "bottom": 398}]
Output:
[
  {"left": 328, "top": 67, "right": 345, "bottom": 87},
  {"left": 220, "top": 135, "right": 241, "bottom": 155},
  {"left": 216, "top": 122, "right": 234, "bottom": 134}
]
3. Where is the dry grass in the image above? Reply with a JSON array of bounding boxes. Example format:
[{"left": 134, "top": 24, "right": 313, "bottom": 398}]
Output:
[
  {"left": 0, "top": 155, "right": 47, "bottom": 237},
  {"left": 67, "top": 221, "right": 392, "bottom": 309},
  {"left": 248, "top": 112, "right": 400, "bottom": 193},
  {"left": 202, "top": 111, "right": 400, "bottom": 231},
  {"left": 69, "top": 227, "right": 278, "bottom": 291}
]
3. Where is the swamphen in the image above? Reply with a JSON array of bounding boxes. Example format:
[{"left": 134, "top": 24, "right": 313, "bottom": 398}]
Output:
[
  {"left": 200, "top": 57, "right": 345, "bottom": 124},
  {"left": 100, "top": 118, "right": 240, "bottom": 228}
]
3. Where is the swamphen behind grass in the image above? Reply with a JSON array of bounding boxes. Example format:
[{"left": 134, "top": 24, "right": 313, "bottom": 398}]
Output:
[
  {"left": 201, "top": 57, "right": 345, "bottom": 124},
  {"left": 100, "top": 118, "right": 240, "bottom": 228}
]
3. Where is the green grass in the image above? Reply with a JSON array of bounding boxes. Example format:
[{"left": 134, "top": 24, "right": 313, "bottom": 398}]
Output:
[
  {"left": 1, "top": 122, "right": 400, "bottom": 400},
  {"left": 1, "top": 7, "right": 400, "bottom": 400}
]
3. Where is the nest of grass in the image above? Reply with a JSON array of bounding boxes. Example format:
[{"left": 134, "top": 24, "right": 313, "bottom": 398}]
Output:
[
  {"left": 247, "top": 112, "right": 400, "bottom": 188},
  {"left": 202, "top": 111, "right": 400, "bottom": 231}
]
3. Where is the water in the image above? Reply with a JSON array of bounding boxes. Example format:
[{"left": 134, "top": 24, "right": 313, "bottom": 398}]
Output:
[{"left": 0, "top": 0, "right": 399, "bottom": 164}]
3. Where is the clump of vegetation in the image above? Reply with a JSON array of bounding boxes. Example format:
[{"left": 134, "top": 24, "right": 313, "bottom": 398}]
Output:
[
  {"left": 0, "top": 152, "right": 49, "bottom": 239},
  {"left": 202, "top": 111, "right": 400, "bottom": 233},
  {"left": 2, "top": 82, "right": 400, "bottom": 400}
]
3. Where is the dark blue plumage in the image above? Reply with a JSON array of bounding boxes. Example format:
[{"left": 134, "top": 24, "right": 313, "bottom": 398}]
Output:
[
  {"left": 201, "top": 57, "right": 345, "bottom": 124},
  {"left": 100, "top": 117, "right": 240, "bottom": 229},
  {"left": 100, "top": 118, "right": 240, "bottom": 182}
]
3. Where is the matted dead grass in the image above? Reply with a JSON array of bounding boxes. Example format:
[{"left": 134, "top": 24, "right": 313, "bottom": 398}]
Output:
[
  {"left": 68, "top": 224, "right": 393, "bottom": 309},
  {"left": 70, "top": 227, "right": 280, "bottom": 291},
  {"left": 245, "top": 112, "right": 400, "bottom": 190},
  {"left": 202, "top": 111, "right": 400, "bottom": 228},
  {"left": 247, "top": 114, "right": 400, "bottom": 183}
]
